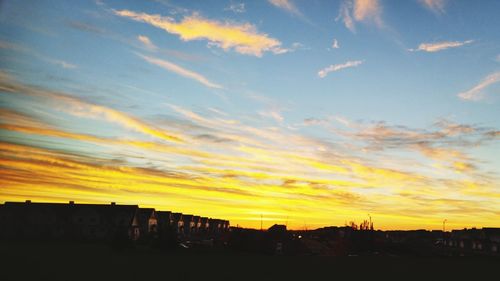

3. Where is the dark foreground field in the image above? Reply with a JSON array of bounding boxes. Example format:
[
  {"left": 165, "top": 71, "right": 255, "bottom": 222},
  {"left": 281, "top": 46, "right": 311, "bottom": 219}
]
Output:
[{"left": 1, "top": 242, "right": 498, "bottom": 281}]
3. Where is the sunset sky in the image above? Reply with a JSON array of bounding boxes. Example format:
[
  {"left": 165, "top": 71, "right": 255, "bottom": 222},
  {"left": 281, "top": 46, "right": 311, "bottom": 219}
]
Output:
[{"left": 1, "top": 0, "right": 499, "bottom": 230}]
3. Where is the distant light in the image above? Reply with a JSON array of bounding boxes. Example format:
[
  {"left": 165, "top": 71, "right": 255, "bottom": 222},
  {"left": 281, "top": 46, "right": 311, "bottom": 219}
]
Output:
[{"left": 298, "top": 235, "right": 302, "bottom": 239}]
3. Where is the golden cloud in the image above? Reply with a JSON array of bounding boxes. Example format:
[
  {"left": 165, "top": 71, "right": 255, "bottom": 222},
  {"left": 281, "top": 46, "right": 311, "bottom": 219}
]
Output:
[{"left": 115, "top": 10, "right": 285, "bottom": 57}]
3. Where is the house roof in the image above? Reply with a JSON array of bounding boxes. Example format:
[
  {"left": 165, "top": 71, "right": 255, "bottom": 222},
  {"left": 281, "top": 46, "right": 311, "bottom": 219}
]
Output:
[
  {"left": 156, "top": 211, "right": 172, "bottom": 224},
  {"left": 3, "top": 201, "right": 139, "bottom": 227},
  {"left": 172, "top": 212, "right": 183, "bottom": 220},
  {"left": 268, "top": 224, "right": 287, "bottom": 232},
  {"left": 137, "top": 208, "right": 156, "bottom": 225},
  {"left": 182, "top": 214, "right": 193, "bottom": 221}
]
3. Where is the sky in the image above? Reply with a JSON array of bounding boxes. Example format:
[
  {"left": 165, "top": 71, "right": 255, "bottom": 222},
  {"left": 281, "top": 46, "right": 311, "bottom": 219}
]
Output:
[{"left": 0, "top": 0, "right": 499, "bottom": 230}]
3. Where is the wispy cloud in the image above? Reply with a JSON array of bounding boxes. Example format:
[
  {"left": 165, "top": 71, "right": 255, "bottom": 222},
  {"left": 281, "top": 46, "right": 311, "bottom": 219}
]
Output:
[
  {"left": 318, "top": 60, "right": 363, "bottom": 78},
  {"left": 137, "top": 53, "right": 223, "bottom": 89},
  {"left": 137, "top": 35, "right": 158, "bottom": 50},
  {"left": 42, "top": 57, "right": 77, "bottom": 69},
  {"left": 273, "top": 42, "right": 308, "bottom": 54},
  {"left": 114, "top": 10, "right": 285, "bottom": 57},
  {"left": 458, "top": 72, "right": 500, "bottom": 101},
  {"left": 0, "top": 40, "right": 77, "bottom": 69},
  {"left": 67, "top": 21, "right": 105, "bottom": 34},
  {"left": 0, "top": 72, "right": 183, "bottom": 143},
  {"left": 337, "top": 0, "right": 383, "bottom": 32},
  {"left": 258, "top": 110, "right": 284, "bottom": 123},
  {"left": 268, "top": 0, "right": 302, "bottom": 17},
  {"left": 225, "top": 2, "right": 246, "bottom": 13},
  {"left": 332, "top": 39, "right": 340, "bottom": 49},
  {"left": 2, "top": 70, "right": 500, "bottom": 230},
  {"left": 409, "top": 40, "right": 474, "bottom": 52},
  {"left": 419, "top": 0, "right": 447, "bottom": 14}
]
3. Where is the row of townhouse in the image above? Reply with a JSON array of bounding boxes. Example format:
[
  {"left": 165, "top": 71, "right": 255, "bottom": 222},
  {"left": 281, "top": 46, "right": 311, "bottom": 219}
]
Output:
[
  {"left": 0, "top": 201, "right": 229, "bottom": 242},
  {"left": 442, "top": 228, "right": 500, "bottom": 256}
]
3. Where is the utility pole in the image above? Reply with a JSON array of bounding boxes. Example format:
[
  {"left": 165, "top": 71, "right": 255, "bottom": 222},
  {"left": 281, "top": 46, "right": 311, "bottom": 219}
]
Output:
[{"left": 443, "top": 219, "right": 447, "bottom": 232}]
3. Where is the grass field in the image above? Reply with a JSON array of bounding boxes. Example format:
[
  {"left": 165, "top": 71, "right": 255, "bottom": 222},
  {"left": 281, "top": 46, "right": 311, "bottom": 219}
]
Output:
[{"left": 1, "top": 242, "right": 498, "bottom": 280}]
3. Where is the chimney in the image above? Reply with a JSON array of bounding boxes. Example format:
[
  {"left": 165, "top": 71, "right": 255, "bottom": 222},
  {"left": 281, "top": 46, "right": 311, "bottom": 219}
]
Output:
[
  {"left": 25, "top": 200, "right": 31, "bottom": 204},
  {"left": 111, "top": 202, "right": 116, "bottom": 206}
]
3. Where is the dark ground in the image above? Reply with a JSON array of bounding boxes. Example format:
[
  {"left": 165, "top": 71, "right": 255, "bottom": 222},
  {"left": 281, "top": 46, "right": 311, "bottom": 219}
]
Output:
[{"left": 1, "top": 242, "right": 498, "bottom": 281}]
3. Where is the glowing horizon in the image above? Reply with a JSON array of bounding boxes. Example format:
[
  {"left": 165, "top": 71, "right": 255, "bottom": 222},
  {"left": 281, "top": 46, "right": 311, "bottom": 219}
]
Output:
[{"left": 1, "top": 0, "right": 499, "bottom": 231}]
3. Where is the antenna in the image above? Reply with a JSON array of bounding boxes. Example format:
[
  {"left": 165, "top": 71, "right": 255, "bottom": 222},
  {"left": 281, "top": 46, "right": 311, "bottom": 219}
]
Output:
[{"left": 285, "top": 216, "right": 289, "bottom": 228}]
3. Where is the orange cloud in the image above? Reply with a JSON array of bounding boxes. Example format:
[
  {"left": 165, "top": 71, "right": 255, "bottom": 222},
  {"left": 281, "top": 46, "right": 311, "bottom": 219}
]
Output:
[
  {"left": 0, "top": 73, "right": 183, "bottom": 143},
  {"left": 2, "top": 73, "right": 500, "bottom": 230},
  {"left": 114, "top": 10, "right": 285, "bottom": 57},
  {"left": 337, "top": 0, "right": 383, "bottom": 32}
]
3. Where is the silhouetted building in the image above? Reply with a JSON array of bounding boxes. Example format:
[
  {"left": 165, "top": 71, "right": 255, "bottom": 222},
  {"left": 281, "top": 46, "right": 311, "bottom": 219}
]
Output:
[
  {"left": 209, "top": 218, "right": 222, "bottom": 234},
  {"left": 157, "top": 211, "right": 172, "bottom": 230},
  {"left": 193, "top": 215, "right": 201, "bottom": 234},
  {"left": 171, "top": 212, "right": 184, "bottom": 235},
  {"left": 447, "top": 228, "right": 500, "bottom": 255},
  {"left": 199, "top": 217, "right": 209, "bottom": 234},
  {"left": 0, "top": 201, "right": 230, "bottom": 244},
  {"left": 137, "top": 208, "right": 158, "bottom": 239},
  {"left": 182, "top": 214, "right": 194, "bottom": 237},
  {"left": 0, "top": 201, "right": 140, "bottom": 241}
]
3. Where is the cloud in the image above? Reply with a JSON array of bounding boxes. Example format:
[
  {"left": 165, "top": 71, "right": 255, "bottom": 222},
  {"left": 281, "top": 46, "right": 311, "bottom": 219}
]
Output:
[
  {"left": 353, "top": 0, "right": 382, "bottom": 22},
  {"left": 42, "top": 57, "right": 77, "bottom": 69},
  {"left": 409, "top": 40, "right": 474, "bottom": 52},
  {"left": 458, "top": 72, "right": 500, "bottom": 101},
  {"left": 137, "top": 35, "right": 158, "bottom": 50},
  {"left": 3, "top": 72, "right": 500, "bottom": 229},
  {"left": 137, "top": 53, "right": 223, "bottom": 89},
  {"left": 114, "top": 10, "right": 285, "bottom": 57},
  {"left": 303, "top": 118, "right": 324, "bottom": 126},
  {"left": 0, "top": 72, "right": 183, "bottom": 143},
  {"left": 338, "top": 2, "right": 356, "bottom": 32},
  {"left": 433, "top": 119, "right": 476, "bottom": 136},
  {"left": 225, "top": 2, "right": 246, "bottom": 13},
  {"left": 419, "top": 0, "right": 447, "bottom": 14},
  {"left": 332, "top": 39, "right": 340, "bottom": 49},
  {"left": 258, "top": 110, "right": 284, "bottom": 122},
  {"left": 67, "top": 21, "right": 105, "bottom": 34},
  {"left": 485, "top": 130, "right": 500, "bottom": 138},
  {"left": 273, "top": 42, "right": 308, "bottom": 54},
  {"left": 0, "top": 40, "right": 77, "bottom": 69},
  {"left": 268, "top": 0, "right": 302, "bottom": 17},
  {"left": 337, "top": 0, "right": 383, "bottom": 32},
  {"left": 318, "top": 60, "right": 363, "bottom": 78}
]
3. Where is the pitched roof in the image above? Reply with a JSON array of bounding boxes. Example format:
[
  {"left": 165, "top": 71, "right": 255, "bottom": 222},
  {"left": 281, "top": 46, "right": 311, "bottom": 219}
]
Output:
[
  {"left": 172, "top": 212, "right": 183, "bottom": 220},
  {"left": 137, "top": 208, "right": 156, "bottom": 225}
]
